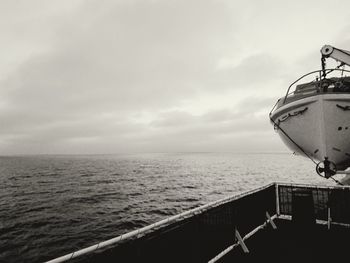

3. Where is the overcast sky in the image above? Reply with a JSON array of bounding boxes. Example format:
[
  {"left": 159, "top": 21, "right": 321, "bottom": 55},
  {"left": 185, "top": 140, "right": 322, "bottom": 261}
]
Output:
[{"left": 1, "top": 0, "right": 350, "bottom": 155}]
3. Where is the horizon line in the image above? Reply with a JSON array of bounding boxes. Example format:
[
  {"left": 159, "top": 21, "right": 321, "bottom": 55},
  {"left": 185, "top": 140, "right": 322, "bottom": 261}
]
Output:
[{"left": 0, "top": 151, "right": 291, "bottom": 157}]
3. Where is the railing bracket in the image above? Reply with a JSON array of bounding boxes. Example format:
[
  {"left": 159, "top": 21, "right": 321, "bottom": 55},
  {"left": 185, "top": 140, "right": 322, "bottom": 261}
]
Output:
[
  {"left": 266, "top": 211, "right": 277, "bottom": 229},
  {"left": 235, "top": 229, "right": 249, "bottom": 253}
]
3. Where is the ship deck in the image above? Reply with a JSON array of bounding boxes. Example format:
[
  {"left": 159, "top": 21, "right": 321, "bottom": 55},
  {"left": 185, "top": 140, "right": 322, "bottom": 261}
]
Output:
[
  {"left": 221, "top": 218, "right": 350, "bottom": 263},
  {"left": 46, "top": 183, "right": 350, "bottom": 263}
]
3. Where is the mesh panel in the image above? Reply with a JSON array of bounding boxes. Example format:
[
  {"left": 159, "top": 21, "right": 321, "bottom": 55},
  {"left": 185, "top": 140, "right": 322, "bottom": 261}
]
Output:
[
  {"left": 328, "top": 188, "right": 350, "bottom": 223},
  {"left": 278, "top": 185, "right": 350, "bottom": 224}
]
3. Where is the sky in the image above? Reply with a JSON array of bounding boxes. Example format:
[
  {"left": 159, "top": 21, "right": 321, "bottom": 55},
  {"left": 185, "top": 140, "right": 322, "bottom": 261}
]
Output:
[{"left": 1, "top": 0, "right": 350, "bottom": 155}]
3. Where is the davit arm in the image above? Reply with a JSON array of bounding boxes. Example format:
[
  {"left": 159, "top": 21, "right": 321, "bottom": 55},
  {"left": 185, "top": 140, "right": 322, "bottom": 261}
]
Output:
[{"left": 321, "top": 45, "right": 350, "bottom": 68}]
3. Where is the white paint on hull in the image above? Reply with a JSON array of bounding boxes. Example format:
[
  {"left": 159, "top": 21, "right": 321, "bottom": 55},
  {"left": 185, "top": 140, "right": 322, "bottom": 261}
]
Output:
[{"left": 271, "top": 93, "right": 350, "bottom": 170}]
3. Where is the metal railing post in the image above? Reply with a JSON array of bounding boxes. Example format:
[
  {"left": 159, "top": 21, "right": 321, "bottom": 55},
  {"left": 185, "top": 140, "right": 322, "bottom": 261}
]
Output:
[
  {"left": 275, "top": 183, "right": 280, "bottom": 216},
  {"left": 327, "top": 207, "right": 331, "bottom": 230}
]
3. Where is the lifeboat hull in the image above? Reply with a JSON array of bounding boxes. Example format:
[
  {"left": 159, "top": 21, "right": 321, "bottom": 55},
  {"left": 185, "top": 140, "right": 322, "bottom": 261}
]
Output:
[{"left": 270, "top": 93, "right": 350, "bottom": 170}]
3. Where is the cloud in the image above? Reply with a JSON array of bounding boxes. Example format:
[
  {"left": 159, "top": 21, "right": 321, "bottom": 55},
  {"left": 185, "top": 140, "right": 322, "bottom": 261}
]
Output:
[
  {"left": 2, "top": 0, "right": 350, "bottom": 154},
  {"left": 1, "top": 0, "right": 239, "bottom": 118}
]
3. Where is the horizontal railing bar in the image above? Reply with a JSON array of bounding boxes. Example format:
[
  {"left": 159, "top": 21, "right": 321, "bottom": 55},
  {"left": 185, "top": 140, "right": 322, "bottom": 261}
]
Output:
[
  {"left": 208, "top": 214, "right": 278, "bottom": 263},
  {"left": 278, "top": 214, "right": 350, "bottom": 228},
  {"left": 45, "top": 183, "right": 276, "bottom": 263},
  {"left": 275, "top": 182, "right": 350, "bottom": 190}
]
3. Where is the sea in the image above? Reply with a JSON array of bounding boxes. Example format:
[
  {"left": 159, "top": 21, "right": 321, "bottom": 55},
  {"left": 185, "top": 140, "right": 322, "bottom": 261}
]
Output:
[{"left": 0, "top": 153, "right": 337, "bottom": 263}]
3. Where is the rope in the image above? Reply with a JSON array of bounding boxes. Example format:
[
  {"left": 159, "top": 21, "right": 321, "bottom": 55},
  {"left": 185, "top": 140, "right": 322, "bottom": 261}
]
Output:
[
  {"left": 275, "top": 107, "right": 308, "bottom": 125},
  {"left": 321, "top": 63, "right": 346, "bottom": 78},
  {"left": 330, "top": 176, "right": 344, "bottom": 186},
  {"left": 269, "top": 115, "right": 318, "bottom": 165}
]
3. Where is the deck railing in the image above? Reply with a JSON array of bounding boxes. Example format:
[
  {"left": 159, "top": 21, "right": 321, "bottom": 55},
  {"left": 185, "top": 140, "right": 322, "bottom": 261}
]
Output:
[{"left": 44, "top": 182, "right": 350, "bottom": 263}]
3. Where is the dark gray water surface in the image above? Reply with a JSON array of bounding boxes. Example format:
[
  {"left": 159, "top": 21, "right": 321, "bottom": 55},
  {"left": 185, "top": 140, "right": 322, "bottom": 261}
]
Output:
[{"left": 0, "top": 153, "right": 334, "bottom": 262}]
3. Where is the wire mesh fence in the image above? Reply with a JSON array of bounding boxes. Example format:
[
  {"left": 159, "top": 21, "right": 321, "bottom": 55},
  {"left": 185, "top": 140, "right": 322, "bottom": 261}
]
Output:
[{"left": 278, "top": 184, "right": 350, "bottom": 224}]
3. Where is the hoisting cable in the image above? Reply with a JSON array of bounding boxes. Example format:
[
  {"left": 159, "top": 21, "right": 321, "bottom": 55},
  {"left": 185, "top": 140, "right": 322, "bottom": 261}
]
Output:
[
  {"left": 330, "top": 176, "right": 344, "bottom": 186},
  {"left": 269, "top": 115, "right": 317, "bottom": 165},
  {"left": 321, "top": 56, "right": 327, "bottom": 78},
  {"left": 321, "top": 63, "right": 346, "bottom": 79}
]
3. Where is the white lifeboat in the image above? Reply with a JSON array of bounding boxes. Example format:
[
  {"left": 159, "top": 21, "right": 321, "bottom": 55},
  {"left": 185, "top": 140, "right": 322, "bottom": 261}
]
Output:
[{"left": 270, "top": 68, "right": 350, "bottom": 178}]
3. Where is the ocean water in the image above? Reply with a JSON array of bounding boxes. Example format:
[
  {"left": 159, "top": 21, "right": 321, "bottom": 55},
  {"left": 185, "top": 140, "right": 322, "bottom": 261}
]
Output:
[{"left": 0, "top": 153, "right": 337, "bottom": 263}]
